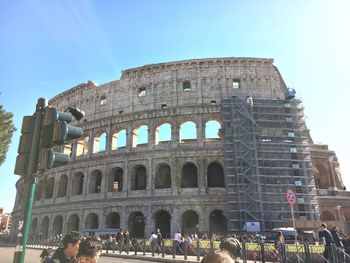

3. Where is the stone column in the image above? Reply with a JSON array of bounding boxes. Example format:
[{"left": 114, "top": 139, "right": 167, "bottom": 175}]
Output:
[{"left": 328, "top": 159, "right": 337, "bottom": 190}]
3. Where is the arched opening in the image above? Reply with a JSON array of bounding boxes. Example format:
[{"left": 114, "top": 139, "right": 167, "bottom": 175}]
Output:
[
  {"left": 76, "top": 136, "right": 89, "bottom": 156},
  {"left": 314, "top": 164, "right": 329, "bottom": 189},
  {"left": 67, "top": 214, "right": 80, "bottom": 233},
  {"left": 52, "top": 215, "right": 63, "bottom": 236},
  {"left": 133, "top": 125, "right": 148, "bottom": 147},
  {"left": 105, "top": 212, "right": 120, "bottom": 229},
  {"left": 89, "top": 170, "right": 102, "bottom": 193},
  {"left": 110, "top": 167, "right": 123, "bottom": 192},
  {"left": 128, "top": 212, "right": 145, "bottom": 238},
  {"left": 93, "top": 132, "right": 106, "bottom": 153},
  {"left": 71, "top": 172, "right": 84, "bottom": 195},
  {"left": 41, "top": 217, "right": 49, "bottom": 240},
  {"left": 181, "top": 163, "right": 198, "bottom": 188},
  {"left": 180, "top": 121, "right": 197, "bottom": 142},
  {"left": 209, "top": 210, "right": 227, "bottom": 235},
  {"left": 205, "top": 120, "right": 221, "bottom": 139},
  {"left": 30, "top": 218, "right": 38, "bottom": 241},
  {"left": 207, "top": 162, "right": 225, "bottom": 187},
  {"left": 182, "top": 210, "right": 198, "bottom": 235},
  {"left": 45, "top": 177, "right": 55, "bottom": 199},
  {"left": 155, "top": 123, "right": 171, "bottom": 145},
  {"left": 35, "top": 180, "right": 43, "bottom": 200},
  {"left": 321, "top": 210, "right": 335, "bottom": 221},
  {"left": 132, "top": 165, "right": 146, "bottom": 190},
  {"left": 85, "top": 213, "right": 99, "bottom": 230},
  {"left": 112, "top": 129, "right": 127, "bottom": 149},
  {"left": 155, "top": 164, "right": 171, "bottom": 189},
  {"left": 57, "top": 175, "right": 68, "bottom": 197},
  {"left": 155, "top": 210, "right": 171, "bottom": 238}
]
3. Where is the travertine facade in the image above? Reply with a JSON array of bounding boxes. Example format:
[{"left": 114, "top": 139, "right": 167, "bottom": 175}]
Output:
[{"left": 11, "top": 57, "right": 349, "bottom": 239}]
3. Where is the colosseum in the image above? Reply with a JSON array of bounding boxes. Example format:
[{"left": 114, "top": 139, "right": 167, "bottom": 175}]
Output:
[{"left": 11, "top": 57, "right": 350, "bottom": 240}]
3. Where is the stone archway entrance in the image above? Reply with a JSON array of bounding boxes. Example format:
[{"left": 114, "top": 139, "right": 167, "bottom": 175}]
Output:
[
  {"left": 155, "top": 210, "right": 171, "bottom": 238},
  {"left": 128, "top": 212, "right": 145, "bottom": 238}
]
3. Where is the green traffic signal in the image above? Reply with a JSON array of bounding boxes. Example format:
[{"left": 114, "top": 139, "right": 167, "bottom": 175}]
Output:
[
  {"left": 38, "top": 105, "right": 84, "bottom": 170},
  {"left": 38, "top": 148, "right": 70, "bottom": 170}
]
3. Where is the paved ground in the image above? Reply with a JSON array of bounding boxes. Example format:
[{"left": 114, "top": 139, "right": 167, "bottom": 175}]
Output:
[
  {"left": 0, "top": 246, "right": 199, "bottom": 263},
  {"left": 1, "top": 245, "right": 264, "bottom": 262}
]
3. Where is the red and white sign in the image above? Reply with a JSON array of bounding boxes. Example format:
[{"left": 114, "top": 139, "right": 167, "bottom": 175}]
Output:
[{"left": 286, "top": 189, "right": 296, "bottom": 205}]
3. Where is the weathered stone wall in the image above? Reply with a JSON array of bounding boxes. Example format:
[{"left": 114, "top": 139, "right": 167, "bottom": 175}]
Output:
[{"left": 11, "top": 57, "right": 291, "bottom": 238}]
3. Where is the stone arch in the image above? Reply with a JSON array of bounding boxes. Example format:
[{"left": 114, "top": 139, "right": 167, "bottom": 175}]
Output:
[
  {"left": 181, "top": 162, "right": 198, "bottom": 188},
  {"left": 209, "top": 210, "right": 227, "bottom": 235},
  {"left": 105, "top": 212, "right": 120, "bottom": 229},
  {"left": 67, "top": 214, "right": 80, "bottom": 233},
  {"left": 35, "top": 180, "right": 43, "bottom": 200},
  {"left": 207, "top": 162, "right": 225, "bottom": 187},
  {"left": 57, "top": 174, "right": 68, "bottom": 197},
  {"left": 41, "top": 216, "right": 49, "bottom": 240},
  {"left": 76, "top": 135, "right": 89, "bottom": 156},
  {"left": 109, "top": 167, "right": 123, "bottom": 192},
  {"left": 89, "top": 169, "right": 102, "bottom": 193},
  {"left": 131, "top": 165, "right": 147, "bottom": 190},
  {"left": 133, "top": 125, "right": 148, "bottom": 147},
  {"left": 182, "top": 210, "right": 199, "bottom": 235},
  {"left": 155, "top": 123, "right": 171, "bottom": 145},
  {"left": 52, "top": 215, "right": 63, "bottom": 236},
  {"left": 314, "top": 164, "right": 329, "bottom": 189},
  {"left": 72, "top": 172, "right": 84, "bottom": 195},
  {"left": 205, "top": 120, "right": 221, "bottom": 139},
  {"left": 344, "top": 211, "right": 350, "bottom": 221},
  {"left": 112, "top": 129, "right": 127, "bottom": 149},
  {"left": 155, "top": 164, "right": 171, "bottom": 189},
  {"left": 85, "top": 213, "right": 99, "bottom": 229},
  {"left": 45, "top": 177, "right": 55, "bottom": 199},
  {"left": 93, "top": 131, "right": 107, "bottom": 153},
  {"left": 180, "top": 121, "right": 197, "bottom": 141},
  {"left": 128, "top": 212, "right": 145, "bottom": 238},
  {"left": 30, "top": 218, "right": 38, "bottom": 240},
  {"left": 321, "top": 210, "right": 335, "bottom": 221},
  {"left": 154, "top": 210, "right": 171, "bottom": 238}
]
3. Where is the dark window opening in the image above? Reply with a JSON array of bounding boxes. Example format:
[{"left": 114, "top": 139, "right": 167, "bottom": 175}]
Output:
[
  {"left": 138, "top": 87, "right": 147, "bottom": 97},
  {"left": 183, "top": 81, "right": 191, "bottom": 91}
]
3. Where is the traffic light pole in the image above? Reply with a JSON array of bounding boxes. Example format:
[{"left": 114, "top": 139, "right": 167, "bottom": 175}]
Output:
[{"left": 13, "top": 98, "right": 47, "bottom": 263}]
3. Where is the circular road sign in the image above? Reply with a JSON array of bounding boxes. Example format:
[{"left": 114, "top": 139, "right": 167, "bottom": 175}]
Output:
[{"left": 286, "top": 189, "right": 296, "bottom": 205}]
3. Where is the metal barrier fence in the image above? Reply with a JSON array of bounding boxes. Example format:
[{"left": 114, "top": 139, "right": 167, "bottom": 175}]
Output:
[{"left": 27, "top": 239, "right": 350, "bottom": 263}]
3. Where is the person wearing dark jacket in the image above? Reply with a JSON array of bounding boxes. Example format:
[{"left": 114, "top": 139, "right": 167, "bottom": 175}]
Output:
[
  {"left": 49, "top": 231, "right": 83, "bottom": 263},
  {"left": 331, "top": 226, "right": 345, "bottom": 263},
  {"left": 318, "top": 223, "right": 334, "bottom": 263}
]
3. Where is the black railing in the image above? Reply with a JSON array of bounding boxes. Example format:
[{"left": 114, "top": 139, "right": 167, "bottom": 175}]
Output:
[{"left": 27, "top": 239, "right": 349, "bottom": 263}]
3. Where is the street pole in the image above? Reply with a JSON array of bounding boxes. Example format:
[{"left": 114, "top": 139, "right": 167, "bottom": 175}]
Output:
[{"left": 13, "top": 98, "right": 46, "bottom": 263}]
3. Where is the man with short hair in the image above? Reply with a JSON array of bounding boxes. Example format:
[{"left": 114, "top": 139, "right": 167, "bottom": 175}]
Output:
[
  {"left": 201, "top": 250, "right": 235, "bottom": 263},
  {"left": 318, "top": 223, "right": 334, "bottom": 263},
  {"left": 219, "top": 237, "right": 242, "bottom": 263},
  {"left": 76, "top": 237, "right": 102, "bottom": 263},
  {"left": 49, "top": 231, "right": 83, "bottom": 263}
]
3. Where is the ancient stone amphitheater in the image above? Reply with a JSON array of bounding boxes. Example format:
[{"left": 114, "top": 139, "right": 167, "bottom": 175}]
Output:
[{"left": 13, "top": 57, "right": 346, "bottom": 240}]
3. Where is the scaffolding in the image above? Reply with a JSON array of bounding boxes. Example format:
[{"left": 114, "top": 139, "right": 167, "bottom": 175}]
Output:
[{"left": 222, "top": 96, "right": 319, "bottom": 232}]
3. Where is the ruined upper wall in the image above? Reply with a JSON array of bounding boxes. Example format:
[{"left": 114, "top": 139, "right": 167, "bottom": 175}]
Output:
[{"left": 48, "top": 57, "right": 288, "bottom": 121}]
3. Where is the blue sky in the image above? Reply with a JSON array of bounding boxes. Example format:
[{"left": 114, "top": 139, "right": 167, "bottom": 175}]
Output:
[{"left": 0, "top": 0, "right": 349, "bottom": 212}]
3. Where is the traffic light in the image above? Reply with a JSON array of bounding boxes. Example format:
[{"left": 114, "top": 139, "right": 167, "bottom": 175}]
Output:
[
  {"left": 14, "top": 116, "right": 36, "bottom": 176},
  {"left": 38, "top": 106, "right": 84, "bottom": 170}
]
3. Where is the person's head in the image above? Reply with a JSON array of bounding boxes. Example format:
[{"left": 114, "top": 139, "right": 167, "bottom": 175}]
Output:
[
  {"left": 201, "top": 250, "right": 235, "bottom": 263},
  {"left": 320, "top": 223, "right": 327, "bottom": 229},
  {"left": 156, "top": 228, "right": 160, "bottom": 233},
  {"left": 62, "top": 231, "right": 84, "bottom": 258},
  {"left": 77, "top": 237, "right": 102, "bottom": 263},
  {"left": 219, "top": 237, "right": 241, "bottom": 260}
]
